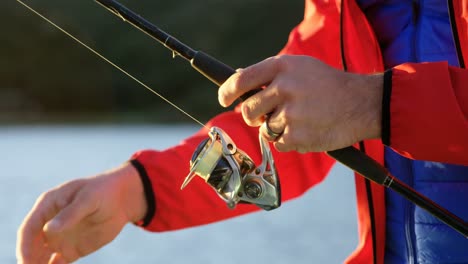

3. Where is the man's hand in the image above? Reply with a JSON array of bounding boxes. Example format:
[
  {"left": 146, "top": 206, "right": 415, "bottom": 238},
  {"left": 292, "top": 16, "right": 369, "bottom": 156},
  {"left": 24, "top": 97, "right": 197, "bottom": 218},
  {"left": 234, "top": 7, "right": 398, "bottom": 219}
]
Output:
[
  {"left": 16, "top": 162, "right": 146, "bottom": 264},
  {"left": 218, "top": 55, "right": 383, "bottom": 153}
]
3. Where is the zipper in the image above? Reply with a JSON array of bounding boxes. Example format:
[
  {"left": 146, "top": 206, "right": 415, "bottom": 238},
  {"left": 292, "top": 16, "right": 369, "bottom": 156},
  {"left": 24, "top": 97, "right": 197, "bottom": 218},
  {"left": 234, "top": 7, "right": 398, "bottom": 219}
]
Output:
[
  {"left": 339, "top": 2, "right": 464, "bottom": 264},
  {"left": 447, "top": 0, "right": 466, "bottom": 68},
  {"left": 404, "top": 162, "right": 416, "bottom": 264},
  {"left": 411, "top": 0, "right": 421, "bottom": 62}
]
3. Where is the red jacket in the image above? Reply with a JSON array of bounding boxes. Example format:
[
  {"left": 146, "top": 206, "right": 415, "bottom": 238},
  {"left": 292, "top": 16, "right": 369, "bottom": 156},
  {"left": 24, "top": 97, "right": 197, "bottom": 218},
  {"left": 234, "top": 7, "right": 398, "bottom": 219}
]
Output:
[{"left": 131, "top": 1, "right": 468, "bottom": 263}]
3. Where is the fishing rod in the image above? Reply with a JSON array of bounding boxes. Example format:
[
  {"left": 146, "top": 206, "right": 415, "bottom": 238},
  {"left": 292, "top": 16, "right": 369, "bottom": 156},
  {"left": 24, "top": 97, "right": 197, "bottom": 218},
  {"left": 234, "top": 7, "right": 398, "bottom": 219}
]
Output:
[
  {"left": 93, "top": 0, "right": 468, "bottom": 237},
  {"left": 94, "top": 0, "right": 261, "bottom": 100},
  {"left": 91, "top": 0, "right": 464, "bottom": 237}
]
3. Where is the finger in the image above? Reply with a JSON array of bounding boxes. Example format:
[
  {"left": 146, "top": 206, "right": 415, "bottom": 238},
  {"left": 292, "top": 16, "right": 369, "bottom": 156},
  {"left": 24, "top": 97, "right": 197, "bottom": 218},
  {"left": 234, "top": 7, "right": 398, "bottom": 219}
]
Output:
[
  {"left": 17, "top": 189, "right": 70, "bottom": 264},
  {"left": 259, "top": 111, "right": 284, "bottom": 142},
  {"left": 16, "top": 233, "right": 55, "bottom": 264},
  {"left": 218, "top": 56, "right": 282, "bottom": 107},
  {"left": 273, "top": 127, "right": 294, "bottom": 152},
  {"left": 44, "top": 189, "right": 97, "bottom": 242},
  {"left": 273, "top": 141, "right": 292, "bottom": 152},
  {"left": 274, "top": 136, "right": 310, "bottom": 153},
  {"left": 43, "top": 189, "right": 98, "bottom": 263},
  {"left": 260, "top": 122, "right": 281, "bottom": 142},
  {"left": 241, "top": 84, "right": 283, "bottom": 127},
  {"left": 17, "top": 180, "right": 85, "bottom": 264}
]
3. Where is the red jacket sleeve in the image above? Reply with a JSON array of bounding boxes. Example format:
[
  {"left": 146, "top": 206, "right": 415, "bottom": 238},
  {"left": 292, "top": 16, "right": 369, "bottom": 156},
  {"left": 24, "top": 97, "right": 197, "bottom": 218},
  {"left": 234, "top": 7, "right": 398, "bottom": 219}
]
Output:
[
  {"left": 383, "top": 62, "right": 468, "bottom": 165},
  {"left": 131, "top": 109, "right": 335, "bottom": 232}
]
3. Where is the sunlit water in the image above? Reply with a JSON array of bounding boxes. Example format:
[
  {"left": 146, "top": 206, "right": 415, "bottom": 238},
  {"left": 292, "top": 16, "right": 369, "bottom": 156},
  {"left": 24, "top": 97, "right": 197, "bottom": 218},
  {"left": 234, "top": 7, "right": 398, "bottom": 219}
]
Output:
[{"left": 0, "top": 125, "right": 358, "bottom": 264}]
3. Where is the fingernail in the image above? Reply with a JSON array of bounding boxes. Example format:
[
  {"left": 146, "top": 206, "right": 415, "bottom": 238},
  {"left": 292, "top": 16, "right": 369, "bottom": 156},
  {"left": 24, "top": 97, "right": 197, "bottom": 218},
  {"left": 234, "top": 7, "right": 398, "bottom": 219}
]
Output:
[
  {"left": 45, "top": 219, "right": 62, "bottom": 232},
  {"left": 218, "top": 92, "right": 227, "bottom": 107},
  {"left": 218, "top": 96, "right": 225, "bottom": 107}
]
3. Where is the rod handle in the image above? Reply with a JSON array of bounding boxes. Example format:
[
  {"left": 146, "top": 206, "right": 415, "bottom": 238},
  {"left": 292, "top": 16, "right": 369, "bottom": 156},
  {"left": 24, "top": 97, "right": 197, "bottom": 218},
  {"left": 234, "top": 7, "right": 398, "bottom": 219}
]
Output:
[{"left": 191, "top": 51, "right": 261, "bottom": 101}]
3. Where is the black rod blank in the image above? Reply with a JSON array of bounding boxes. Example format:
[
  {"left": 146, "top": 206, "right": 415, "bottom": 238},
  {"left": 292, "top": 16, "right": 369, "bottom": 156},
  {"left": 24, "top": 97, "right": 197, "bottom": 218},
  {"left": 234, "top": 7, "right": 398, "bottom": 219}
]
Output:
[
  {"left": 95, "top": 0, "right": 261, "bottom": 99},
  {"left": 327, "top": 146, "right": 467, "bottom": 238},
  {"left": 95, "top": 0, "right": 196, "bottom": 61}
]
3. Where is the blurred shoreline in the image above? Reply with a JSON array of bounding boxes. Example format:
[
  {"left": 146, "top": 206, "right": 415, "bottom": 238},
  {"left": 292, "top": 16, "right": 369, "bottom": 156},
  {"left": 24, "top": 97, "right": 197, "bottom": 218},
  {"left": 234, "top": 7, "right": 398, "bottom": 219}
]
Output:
[
  {"left": 0, "top": 112, "right": 203, "bottom": 125},
  {"left": 3, "top": 1, "right": 304, "bottom": 126}
]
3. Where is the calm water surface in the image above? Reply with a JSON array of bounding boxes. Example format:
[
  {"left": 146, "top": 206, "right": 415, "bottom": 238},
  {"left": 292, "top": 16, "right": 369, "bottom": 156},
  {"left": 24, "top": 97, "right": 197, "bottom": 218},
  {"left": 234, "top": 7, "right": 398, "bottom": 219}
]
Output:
[{"left": 0, "top": 125, "right": 357, "bottom": 264}]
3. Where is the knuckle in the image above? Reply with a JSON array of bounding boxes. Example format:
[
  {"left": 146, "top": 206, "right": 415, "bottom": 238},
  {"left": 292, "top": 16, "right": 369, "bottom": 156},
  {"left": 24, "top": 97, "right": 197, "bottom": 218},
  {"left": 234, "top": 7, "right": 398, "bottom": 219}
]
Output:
[
  {"left": 268, "top": 79, "right": 283, "bottom": 97},
  {"left": 241, "top": 100, "right": 259, "bottom": 123},
  {"left": 279, "top": 112, "right": 293, "bottom": 129},
  {"left": 264, "top": 55, "right": 285, "bottom": 73},
  {"left": 36, "top": 190, "right": 54, "bottom": 205},
  {"left": 271, "top": 85, "right": 281, "bottom": 98},
  {"left": 231, "top": 71, "right": 246, "bottom": 91},
  {"left": 241, "top": 102, "right": 253, "bottom": 120},
  {"left": 76, "top": 243, "right": 91, "bottom": 259},
  {"left": 55, "top": 196, "right": 70, "bottom": 210},
  {"left": 242, "top": 113, "right": 257, "bottom": 127},
  {"left": 272, "top": 55, "right": 285, "bottom": 70},
  {"left": 47, "top": 243, "right": 61, "bottom": 254},
  {"left": 280, "top": 133, "right": 295, "bottom": 148},
  {"left": 266, "top": 55, "right": 281, "bottom": 64},
  {"left": 274, "top": 142, "right": 288, "bottom": 152},
  {"left": 273, "top": 55, "right": 292, "bottom": 71},
  {"left": 60, "top": 247, "right": 80, "bottom": 263},
  {"left": 44, "top": 233, "right": 60, "bottom": 252}
]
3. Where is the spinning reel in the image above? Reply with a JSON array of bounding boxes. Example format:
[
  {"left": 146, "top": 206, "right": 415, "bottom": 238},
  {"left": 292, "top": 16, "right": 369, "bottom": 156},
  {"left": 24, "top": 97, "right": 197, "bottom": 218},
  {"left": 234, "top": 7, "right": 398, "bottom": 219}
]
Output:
[{"left": 181, "top": 127, "right": 281, "bottom": 211}]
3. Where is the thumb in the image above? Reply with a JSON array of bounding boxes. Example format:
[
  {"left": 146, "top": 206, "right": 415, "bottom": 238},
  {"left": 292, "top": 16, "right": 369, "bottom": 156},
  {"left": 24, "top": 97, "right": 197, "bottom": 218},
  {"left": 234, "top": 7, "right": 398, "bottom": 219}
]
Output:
[{"left": 44, "top": 192, "right": 97, "bottom": 234}]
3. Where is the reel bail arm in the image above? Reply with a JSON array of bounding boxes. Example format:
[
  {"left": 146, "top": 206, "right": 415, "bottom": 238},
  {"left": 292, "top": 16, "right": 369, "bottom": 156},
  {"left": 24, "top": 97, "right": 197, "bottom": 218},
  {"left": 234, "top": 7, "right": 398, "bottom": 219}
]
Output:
[{"left": 182, "top": 127, "right": 281, "bottom": 210}]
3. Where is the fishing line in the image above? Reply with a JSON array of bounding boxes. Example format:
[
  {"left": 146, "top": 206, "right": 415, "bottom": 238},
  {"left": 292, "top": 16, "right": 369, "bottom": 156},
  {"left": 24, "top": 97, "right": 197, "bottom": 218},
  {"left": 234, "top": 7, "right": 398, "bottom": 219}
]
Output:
[
  {"left": 16, "top": 0, "right": 207, "bottom": 128},
  {"left": 16, "top": 0, "right": 468, "bottom": 237}
]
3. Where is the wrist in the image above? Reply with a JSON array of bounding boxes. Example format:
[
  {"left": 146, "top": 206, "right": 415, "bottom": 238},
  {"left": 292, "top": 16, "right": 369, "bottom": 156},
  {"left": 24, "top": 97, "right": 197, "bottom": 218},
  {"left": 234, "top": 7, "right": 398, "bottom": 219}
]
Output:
[
  {"left": 353, "top": 73, "right": 383, "bottom": 141},
  {"left": 365, "top": 73, "right": 383, "bottom": 139},
  {"left": 114, "top": 162, "right": 148, "bottom": 224}
]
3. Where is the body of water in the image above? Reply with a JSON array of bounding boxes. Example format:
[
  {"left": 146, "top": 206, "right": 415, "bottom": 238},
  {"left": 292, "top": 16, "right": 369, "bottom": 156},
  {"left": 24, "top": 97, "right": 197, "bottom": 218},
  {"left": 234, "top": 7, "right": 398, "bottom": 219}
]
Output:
[{"left": 1, "top": 125, "right": 358, "bottom": 263}]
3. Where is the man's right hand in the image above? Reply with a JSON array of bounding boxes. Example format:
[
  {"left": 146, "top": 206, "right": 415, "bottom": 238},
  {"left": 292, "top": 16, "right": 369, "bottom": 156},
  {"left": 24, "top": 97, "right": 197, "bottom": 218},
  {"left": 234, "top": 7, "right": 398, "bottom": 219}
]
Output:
[{"left": 16, "top": 162, "right": 147, "bottom": 264}]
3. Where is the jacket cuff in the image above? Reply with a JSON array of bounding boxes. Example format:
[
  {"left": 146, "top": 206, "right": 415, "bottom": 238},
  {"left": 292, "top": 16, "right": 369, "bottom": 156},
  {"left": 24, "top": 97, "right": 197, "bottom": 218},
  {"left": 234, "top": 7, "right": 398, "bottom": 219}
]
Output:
[
  {"left": 130, "top": 159, "right": 156, "bottom": 227},
  {"left": 381, "top": 69, "right": 392, "bottom": 145}
]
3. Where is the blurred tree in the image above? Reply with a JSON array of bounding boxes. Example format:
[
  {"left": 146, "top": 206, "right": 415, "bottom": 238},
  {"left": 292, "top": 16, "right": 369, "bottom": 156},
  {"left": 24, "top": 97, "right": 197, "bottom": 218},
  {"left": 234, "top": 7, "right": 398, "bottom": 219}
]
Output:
[{"left": 1, "top": 0, "right": 303, "bottom": 123}]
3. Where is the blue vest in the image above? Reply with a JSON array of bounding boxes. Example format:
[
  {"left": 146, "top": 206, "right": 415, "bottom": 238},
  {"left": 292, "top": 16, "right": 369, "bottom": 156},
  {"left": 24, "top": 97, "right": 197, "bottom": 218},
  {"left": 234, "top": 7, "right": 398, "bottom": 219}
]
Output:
[{"left": 356, "top": 0, "right": 468, "bottom": 263}]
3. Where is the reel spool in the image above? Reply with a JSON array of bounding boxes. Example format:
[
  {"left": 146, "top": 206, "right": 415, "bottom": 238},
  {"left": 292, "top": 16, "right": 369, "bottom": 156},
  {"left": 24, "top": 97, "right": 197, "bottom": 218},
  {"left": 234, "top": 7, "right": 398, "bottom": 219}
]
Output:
[{"left": 181, "top": 127, "right": 281, "bottom": 211}]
